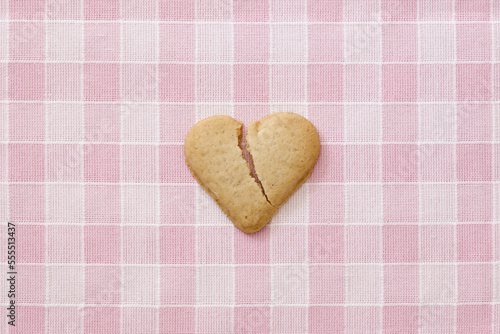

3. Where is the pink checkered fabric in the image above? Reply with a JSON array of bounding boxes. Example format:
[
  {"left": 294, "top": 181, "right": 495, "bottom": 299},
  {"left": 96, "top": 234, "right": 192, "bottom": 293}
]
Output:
[{"left": 1, "top": 0, "right": 499, "bottom": 333}]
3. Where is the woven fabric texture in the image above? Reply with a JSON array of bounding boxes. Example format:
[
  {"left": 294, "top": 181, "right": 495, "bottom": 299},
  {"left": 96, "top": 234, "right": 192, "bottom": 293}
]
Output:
[{"left": 1, "top": 0, "right": 500, "bottom": 333}]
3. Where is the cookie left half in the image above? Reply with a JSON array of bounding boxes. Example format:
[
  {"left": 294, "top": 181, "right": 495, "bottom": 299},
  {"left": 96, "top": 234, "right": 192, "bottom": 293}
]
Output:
[{"left": 184, "top": 115, "right": 277, "bottom": 233}]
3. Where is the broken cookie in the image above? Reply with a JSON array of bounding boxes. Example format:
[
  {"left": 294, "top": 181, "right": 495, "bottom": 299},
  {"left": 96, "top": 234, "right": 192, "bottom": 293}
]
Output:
[{"left": 184, "top": 112, "right": 320, "bottom": 233}]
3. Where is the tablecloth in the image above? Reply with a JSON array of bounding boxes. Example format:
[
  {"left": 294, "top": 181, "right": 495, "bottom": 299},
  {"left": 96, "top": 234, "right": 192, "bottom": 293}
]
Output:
[{"left": 1, "top": 0, "right": 499, "bottom": 333}]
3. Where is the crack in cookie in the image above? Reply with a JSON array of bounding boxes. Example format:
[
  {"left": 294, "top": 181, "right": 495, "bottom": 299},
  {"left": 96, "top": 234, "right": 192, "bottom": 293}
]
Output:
[{"left": 184, "top": 112, "right": 320, "bottom": 233}]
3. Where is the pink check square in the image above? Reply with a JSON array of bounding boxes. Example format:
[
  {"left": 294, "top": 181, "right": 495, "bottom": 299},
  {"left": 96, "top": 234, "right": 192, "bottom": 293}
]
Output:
[
  {"left": 309, "top": 265, "right": 345, "bottom": 304},
  {"left": 85, "top": 265, "right": 121, "bottom": 304},
  {"left": 159, "top": 65, "right": 195, "bottom": 102},
  {"left": 456, "top": 0, "right": 491, "bottom": 21},
  {"left": 9, "top": 22, "right": 45, "bottom": 60},
  {"left": 383, "top": 144, "right": 419, "bottom": 182},
  {"left": 234, "top": 226, "right": 271, "bottom": 264},
  {"left": 84, "top": 307, "right": 120, "bottom": 334},
  {"left": 384, "top": 265, "right": 419, "bottom": 303},
  {"left": 383, "top": 306, "right": 419, "bottom": 333},
  {"left": 0, "top": 144, "right": 6, "bottom": 182},
  {"left": 308, "top": 105, "right": 343, "bottom": 142},
  {"left": 47, "top": 225, "right": 82, "bottom": 263},
  {"left": 419, "top": 64, "right": 455, "bottom": 101},
  {"left": 9, "top": 63, "right": 45, "bottom": 101},
  {"left": 234, "top": 24, "right": 269, "bottom": 62},
  {"left": 382, "top": 0, "right": 417, "bottom": 21},
  {"left": 457, "top": 64, "right": 492, "bottom": 101},
  {"left": 309, "top": 185, "right": 344, "bottom": 224},
  {"left": 457, "top": 23, "right": 492, "bottom": 61},
  {"left": 458, "top": 184, "right": 493, "bottom": 222},
  {"left": 16, "top": 264, "right": 45, "bottom": 303},
  {"left": 161, "top": 186, "right": 196, "bottom": 225},
  {"left": 161, "top": 266, "right": 196, "bottom": 305},
  {"left": 123, "top": 308, "right": 157, "bottom": 334},
  {"left": 14, "top": 306, "right": 45, "bottom": 333},
  {"left": 123, "top": 226, "right": 156, "bottom": 264},
  {"left": 234, "top": 0, "right": 268, "bottom": 22},
  {"left": 84, "top": 0, "right": 119, "bottom": 20},
  {"left": 457, "top": 224, "right": 493, "bottom": 262},
  {"left": 159, "top": 307, "right": 195, "bottom": 334},
  {"left": 121, "top": 145, "right": 157, "bottom": 183},
  {"left": 85, "top": 185, "right": 121, "bottom": 224},
  {"left": 47, "top": 63, "right": 82, "bottom": 101},
  {"left": 159, "top": 226, "right": 196, "bottom": 264},
  {"left": 457, "top": 144, "right": 492, "bottom": 181},
  {"left": 159, "top": 145, "right": 193, "bottom": 183},
  {"left": 458, "top": 264, "right": 493, "bottom": 302},
  {"left": 9, "top": 185, "right": 44, "bottom": 223},
  {"left": 458, "top": 104, "right": 493, "bottom": 142},
  {"left": 383, "top": 64, "right": 417, "bottom": 102},
  {"left": 9, "top": 102, "right": 46, "bottom": 142},
  {"left": 309, "top": 225, "right": 344, "bottom": 263},
  {"left": 308, "top": 0, "right": 343, "bottom": 22},
  {"left": 84, "top": 144, "right": 120, "bottom": 183},
  {"left": 420, "top": 225, "right": 455, "bottom": 262},
  {"left": 160, "top": 24, "right": 195, "bottom": 62},
  {"left": 308, "top": 24, "right": 343, "bottom": 62},
  {"left": 272, "top": 225, "right": 308, "bottom": 263},
  {"left": 234, "top": 65, "right": 269, "bottom": 102},
  {"left": 457, "top": 305, "right": 492, "bottom": 333},
  {"left": 309, "top": 145, "right": 344, "bottom": 183},
  {"left": 382, "top": 24, "right": 417, "bottom": 62},
  {"left": 309, "top": 306, "right": 344, "bottom": 333},
  {"left": 383, "top": 185, "right": 419, "bottom": 223},
  {"left": 16, "top": 225, "right": 45, "bottom": 263},
  {"left": 9, "top": 0, "right": 44, "bottom": 19},
  {"left": 84, "top": 103, "right": 120, "bottom": 142},
  {"left": 383, "top": 225, "right": 419, "bottom": 263},
  {"left": 47, "top": 307, "right": 82, "bottom": 334},
  {"left": 383, "top": 104, "right": 418, "bottom": 142},
  {"left": 84, "top": 23, "right": 120, "bottom": 61},
  {"left": 235, "top": 266, "right": 271, "bottom": 304},
  {"left": 308, "top": 64, "right": 343, "bottom": 102},
  {"left": 84, "top": 226, "right": 121, "bottom": 264},
  {"left": 159, "top": 0, "right": 195, "bottom": 21},
  {"left": 84, "top": 64, "right": 120, "bottom": 101},
  {"left": 346, "top": 226, "right": 381, "bottom": 263},
  {"left": 346, "top": 145, "right": 380, "bottom": 182},
  {"left": 234, "top": 307, "right": 271, "bottom": 333}
]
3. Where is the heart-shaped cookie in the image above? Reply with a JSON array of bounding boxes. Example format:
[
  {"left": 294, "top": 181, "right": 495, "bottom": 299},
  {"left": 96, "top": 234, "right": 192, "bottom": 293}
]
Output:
[{"left": 184, "top": 112, "right": 320, "bottom": 233}]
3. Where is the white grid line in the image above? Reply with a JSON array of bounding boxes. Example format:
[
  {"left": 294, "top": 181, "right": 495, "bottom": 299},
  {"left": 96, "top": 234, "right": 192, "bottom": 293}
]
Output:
[
  {"left": 2, "top": 100, "right": 499, "bottom": 105},
  {"left": 8, "top": 262, "right": 499, "bottom": 267},
  {"left": 229, "top": 2, "right": 236, "bottom": 333},
  {"left": 377, "top": 0, "right": 384, "bottom": 329},
  {"left": 304, "top": 2, "right": 310, "bottom": 332},
  {"left": 154, "top": 1, "right": 161, "bottom": 333},
  {"left": 3, "top": 2, "right": 8, "bottom": 332},
  {"left": 341, "top": 4, "right": 349, "bottom": 331},
  {"left": 43, "top": 1, "right": 49, "bottom": 332},
  {"left": 4, "top": 140, "right": 500, "bottom": 144},
  {"left": 491, "top": 1, "right": 497, "bottom": 332},
  {"left": 268, "top": 4, "right": 274, "bottom": 332},
  {"left": 4, "top": 181, "right": 500, "bottom": 188},
  {"left": 193, "top": 6, "right": 199, "bottom": 330},
  {"left": 118, "top": 5, "right": 125, "bottom": 332},
  {"left": 452, "top": 3, "right": 459, "bottom": 330},
  {"left": 4, "top": 302, "right": 499, "bottom": 307},
  {"left": 3, "top": 19, "right": 500, "bottom": 24},
  {"left": 416, "top": 2, "right": 423, "bottom": 331},
  {"left": 3, "top": 60, "right": 500, "bottom": 64},
  {"left": 6, "top": 221, "right": 498, "bottom": 226},
  {"left": 79, "top": 1, "right": 85, "bottom": 332}
]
